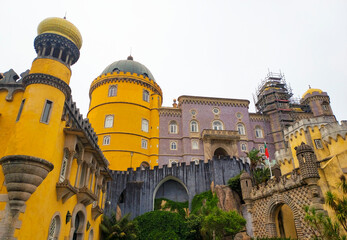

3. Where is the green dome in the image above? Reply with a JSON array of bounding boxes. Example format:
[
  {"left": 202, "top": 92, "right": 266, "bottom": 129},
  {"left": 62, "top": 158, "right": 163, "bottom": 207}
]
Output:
[{"left": 101, "top": 56, "right": 155, "bottom": 81}]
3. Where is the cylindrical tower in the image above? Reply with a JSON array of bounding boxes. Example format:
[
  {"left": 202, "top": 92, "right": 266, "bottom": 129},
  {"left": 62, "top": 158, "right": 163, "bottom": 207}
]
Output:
[
  {"left": 301, "top": 88, "right": 335, "bottom": 118},
  {"left": 88, "top": 56, "right": 162, "bottom": 170},
  {"left": 1, "top": 17, "right": 82, "bottom": 213}
]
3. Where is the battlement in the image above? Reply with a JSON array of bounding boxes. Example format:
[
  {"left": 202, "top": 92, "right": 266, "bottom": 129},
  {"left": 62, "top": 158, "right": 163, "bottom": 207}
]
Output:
[
  {"left": 284, "top": 116, "right": 336, "bottom": 139},
  {"left": 274, "top": 148, "right": 293, "bottom": 165},
  {"left": 321, "top": 120, "right": 347, "bottom": 144},
  {"left": 250, "top": 168, "right": 303, "bottom": 200},
  {"left": 0, "top": 69, "right": 29, "bottom": 101}
]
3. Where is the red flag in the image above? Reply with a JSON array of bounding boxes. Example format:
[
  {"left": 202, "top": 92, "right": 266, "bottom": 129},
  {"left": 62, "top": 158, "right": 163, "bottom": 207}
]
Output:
[{"left": 264, "top": 142, "right": 269, "bottom": 159}]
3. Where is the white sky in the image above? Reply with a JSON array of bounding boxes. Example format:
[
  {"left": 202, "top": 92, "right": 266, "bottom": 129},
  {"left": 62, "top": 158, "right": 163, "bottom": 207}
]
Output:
[{"left": 1, "top": 0, "right": 347, "bottom": 120}]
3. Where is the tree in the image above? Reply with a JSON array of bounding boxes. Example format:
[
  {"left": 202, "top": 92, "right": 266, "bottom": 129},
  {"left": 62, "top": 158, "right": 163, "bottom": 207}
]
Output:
[
  {"left": 246, "top": 148, "right": 264, "bottom": 173},
  {"left": 253, "top": 167, "right": 271, "bottom": 185},
  {"left": 325, "top": 175, "right": 347, "bottom": 232},
  {"left": 200, "top": 208, "right": 246, "bottom": 240},
  {"left": 100, "top": 212, "right": 138, "bottom": 240},
  {"left": 304, "top": 206, "right": 346, "bottom": 240}
]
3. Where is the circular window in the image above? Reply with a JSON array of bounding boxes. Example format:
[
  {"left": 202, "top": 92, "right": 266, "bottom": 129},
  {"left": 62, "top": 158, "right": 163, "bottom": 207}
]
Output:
[
  {"left": 236, "top": 112, "right": 243, "bottom": 119},
  {"left": 190, "top": 109, "right": 197, "bottom": 116},
  {"left": 212, "top": 108, "right": 220, "bottom": 115}
]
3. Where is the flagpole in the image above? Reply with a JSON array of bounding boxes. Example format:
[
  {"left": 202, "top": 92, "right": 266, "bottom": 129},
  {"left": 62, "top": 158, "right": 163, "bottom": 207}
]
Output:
[{"left": 264, "top": 141, "right": 273, "bottom": 178}]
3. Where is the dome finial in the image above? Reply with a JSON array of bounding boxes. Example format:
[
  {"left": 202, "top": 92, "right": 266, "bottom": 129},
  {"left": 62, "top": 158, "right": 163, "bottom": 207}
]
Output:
[{"left": 127, "top": 55, "right": 133, "bottom": 61}]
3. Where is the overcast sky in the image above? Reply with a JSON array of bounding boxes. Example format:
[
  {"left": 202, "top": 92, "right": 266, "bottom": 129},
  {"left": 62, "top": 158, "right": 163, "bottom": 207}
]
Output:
[{"left": 1, "top": 0, "right": 347, "bottom": 121}]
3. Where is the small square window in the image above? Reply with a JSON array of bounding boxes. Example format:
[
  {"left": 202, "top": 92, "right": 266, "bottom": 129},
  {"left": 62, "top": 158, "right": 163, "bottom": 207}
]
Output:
[
  {"left": 314, "top": 139, "right": 323, "bottom": 149},
  {"left": 259, "top": 146, "right": 265, "bottom": 154}
]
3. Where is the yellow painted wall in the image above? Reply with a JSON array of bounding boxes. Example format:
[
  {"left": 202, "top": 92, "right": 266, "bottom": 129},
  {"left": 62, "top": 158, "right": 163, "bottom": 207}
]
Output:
[
  {"left": 30, "top": 58, "right": 71, "bottom": 84},
  {"left": 88, "top": 72, "right": 162, "bottom": 170}
]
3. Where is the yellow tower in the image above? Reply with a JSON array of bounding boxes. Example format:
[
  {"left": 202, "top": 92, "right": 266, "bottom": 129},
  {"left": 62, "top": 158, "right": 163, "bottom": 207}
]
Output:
[{"left": 88, "top": 56, "right": 162, "bottom": 170}]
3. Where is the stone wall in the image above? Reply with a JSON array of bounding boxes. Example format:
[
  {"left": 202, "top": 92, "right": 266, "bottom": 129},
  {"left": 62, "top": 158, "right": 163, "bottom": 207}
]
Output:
[{"left": 105, "top": 156, "right": 250, "bottom": 218}]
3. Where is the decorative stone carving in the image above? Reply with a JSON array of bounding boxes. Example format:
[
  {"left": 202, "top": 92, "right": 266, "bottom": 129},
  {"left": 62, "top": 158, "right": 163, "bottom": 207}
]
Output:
[
  {"left": 56, "top": 179, "right": 77, "bottom": 203},
  {"left": 0, "top": 155, "right": 54, "bottom": 214},
  {"left": 77, "top": 186, "right": 97, "bottom": 206},
  {"left": 0, "top": 69, "right": 28, "bottom": 101},
  {"left": 91, "top": 205, "right": 103, "bottom": 220}
]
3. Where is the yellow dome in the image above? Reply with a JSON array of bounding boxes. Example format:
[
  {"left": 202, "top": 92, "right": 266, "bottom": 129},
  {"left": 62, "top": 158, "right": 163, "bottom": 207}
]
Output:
[
  {"left": 37, "top": 17, "right": 82, "bottom": 49},
  {"left": 302, "top": 88, "right": 323, "bottom": 98}
]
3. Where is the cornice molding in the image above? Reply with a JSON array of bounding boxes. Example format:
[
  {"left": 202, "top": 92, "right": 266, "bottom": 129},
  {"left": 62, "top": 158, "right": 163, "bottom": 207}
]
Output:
[{"left": 178, "top": 95, "right": 250, "bottom": 108}]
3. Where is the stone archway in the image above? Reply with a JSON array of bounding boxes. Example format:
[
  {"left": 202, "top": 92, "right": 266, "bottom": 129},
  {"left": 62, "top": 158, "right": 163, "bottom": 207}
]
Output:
[
  {"left": 152, "top": 176, "right": 189, "bottom": 210},
  {"left": 214, "top": 147, "right": 228, "bottom": 157},
  {"left": 265, "top": 195, "right": 301, "bottom": 239}
]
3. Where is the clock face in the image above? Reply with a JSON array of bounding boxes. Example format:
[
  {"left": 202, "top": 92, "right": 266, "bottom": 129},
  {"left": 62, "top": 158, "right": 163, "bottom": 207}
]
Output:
[
  {"left": 190, "top": 109, "right": 196, "bottom": 116},
  {"left": 236, "top": 112, "right": 242, "bottom": 119}
]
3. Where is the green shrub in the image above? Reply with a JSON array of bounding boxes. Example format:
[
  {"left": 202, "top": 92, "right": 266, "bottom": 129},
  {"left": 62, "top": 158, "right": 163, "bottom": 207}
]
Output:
[
  {"left": 154, "top": 198, "right": 188, "bottom": 217},
  {"left": 135, "top": 210, "right": 188, "bottom": 240},
  {"left": 191, "top": 190, "right": 217, "bottom": 215},
  {"left": 228, "top": 172, "right": 243, "bottom": 200}
]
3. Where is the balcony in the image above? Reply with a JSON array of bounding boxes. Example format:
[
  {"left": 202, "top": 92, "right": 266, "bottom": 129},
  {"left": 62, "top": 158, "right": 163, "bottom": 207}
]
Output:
[
  {"left": 56, "top": 179, "right": 78, "bottom": 203},
  {"left": 77, "top": 186, "right": 97, "bottom": 206},
  {"left": 201, "top": 129, "right": 240, "bottom": 141}
]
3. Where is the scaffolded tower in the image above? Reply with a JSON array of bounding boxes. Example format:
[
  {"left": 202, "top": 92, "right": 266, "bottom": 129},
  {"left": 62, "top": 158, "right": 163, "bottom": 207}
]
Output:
[{"left": 255, "top": 72, "right": 293, "bottom": 151}]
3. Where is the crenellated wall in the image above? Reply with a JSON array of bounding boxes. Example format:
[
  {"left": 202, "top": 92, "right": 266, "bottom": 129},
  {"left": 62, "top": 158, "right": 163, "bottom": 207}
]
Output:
[{"left": 105, "top": 156, "right": 250, "bottom": 218}]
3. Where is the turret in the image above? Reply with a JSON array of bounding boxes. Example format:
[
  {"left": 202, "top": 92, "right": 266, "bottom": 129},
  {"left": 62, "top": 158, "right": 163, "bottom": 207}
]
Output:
[
  {"left": 88, "top": 56, "right": 162, "bottom": 170},
  {"left": 301, "top": 88, "right": 335, "bottom": 119},
  {"left": 240, "top": 172, "right": 253, "bottom": 210},
  {"left": 0, "top": 17, "right": 82, "bottom": 214}
]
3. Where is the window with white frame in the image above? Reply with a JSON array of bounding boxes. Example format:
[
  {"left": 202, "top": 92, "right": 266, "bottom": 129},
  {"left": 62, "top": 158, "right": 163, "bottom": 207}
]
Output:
[
  {"left": 143, "top": 89, "right": 149, "bottom": 102},
  {"left": 103, "top": 135, "right": 110, "bottom": 145},
  {"left": 47, "top": 215, "right": 61, "bottom": 240},
  {"left": 142, "top": 119, "right": 149, "bottom": 132},
  {"left": 255, "top": 126, "right": 263, "bottom": 138},
  {"left": 169, "top": 121, "right": 178, "bottom": 134},
  {"left": 108, "top": 85, "right": 117, "bottom": 97},
  {"left": 241, "top": 143, "right": 247, "bottom": 152},
  {"left": 41, "top": 100, "right": 53, "bottom": 124},
  {"left": 169, "top": 159, "right": 179, "bottom": 167},
  {"left": 259, "top": 145, "right": 265, "bottom": 154},
  {"left": 59, "top": 150, "right": 69, "bottom": 182},
  {"left": 314, "top": 139, "right": 323, "bottom": 149},
  {"left": 170, "top": 141, "right": 177, "bottom": 150},
  {"left": 237, "top": 123, "right": 245, "bottom": 135},
  {"left": 190, "top": 120, "right": 199, "bottom": 132},
  {"left": 212, "top": 120, "right": 223, "bottom": 130},
  {"left": 104, "top": 115, "right": 114, "bottom": 128},
  {"left": 141, "top": 139, "right": 148, "bottom": 149},
  {"left": 191, "top": 139, "right": 199, "bottom": 150}
]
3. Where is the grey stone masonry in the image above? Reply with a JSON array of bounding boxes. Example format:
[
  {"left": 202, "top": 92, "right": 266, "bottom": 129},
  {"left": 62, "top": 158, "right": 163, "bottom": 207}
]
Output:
[{"left": 105, "top": 156, "right": 250, "bottom": 218}]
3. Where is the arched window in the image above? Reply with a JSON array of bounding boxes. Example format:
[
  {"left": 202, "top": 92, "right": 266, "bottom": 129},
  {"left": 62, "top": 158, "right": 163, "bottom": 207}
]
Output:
[
  {"left": 169, "top": 121, "right": 178, "bottom": 134},
  {"left": 104, "top": 115, "right": 114, "bottom": 128},
  {"left": 108, "top": 85, "right": 117, "bottom": 97},
  {"left": 255, "top": 126, "right": 263, "bottom": 138},
  {"left": 143, "top": 90, "right": 149, "bottom": 102},
  {"left": 241, "top": 143, "right": 247, "bottom": 152},
  {"left": 141, "top": 139, "right": 148, "bottom": 149},
  {"left": 170, "top": 141, "right": 177, "bottom": 150},
  {"left": 142, "top": 119, "right": 149, "bottom": 132},
  {"left": 47, "top": 214, "right": 61, "bottom": 240},
  {"left": 322, "top": 101, "right": 329, "bottom": 111},
  {"left": 237, "top": 123, "right": 245, "bottom": 135},
  {"left": 190, "top": 120, "right": 199, "bottom": 132},
  {"left": 140, "top": 161, "right": 150, "bottom": 170},
  {"left": 212, "top": 120, "right": 223, "bottom": 130},
  {"left": 259, "top": 145, "right": 265, "bottom": 154},
  {"left": 59, "top": 149, "right": 69, "bottom": 182},
  {"left": 103, "top": 135, "right": 110, "bottom": 145}
]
